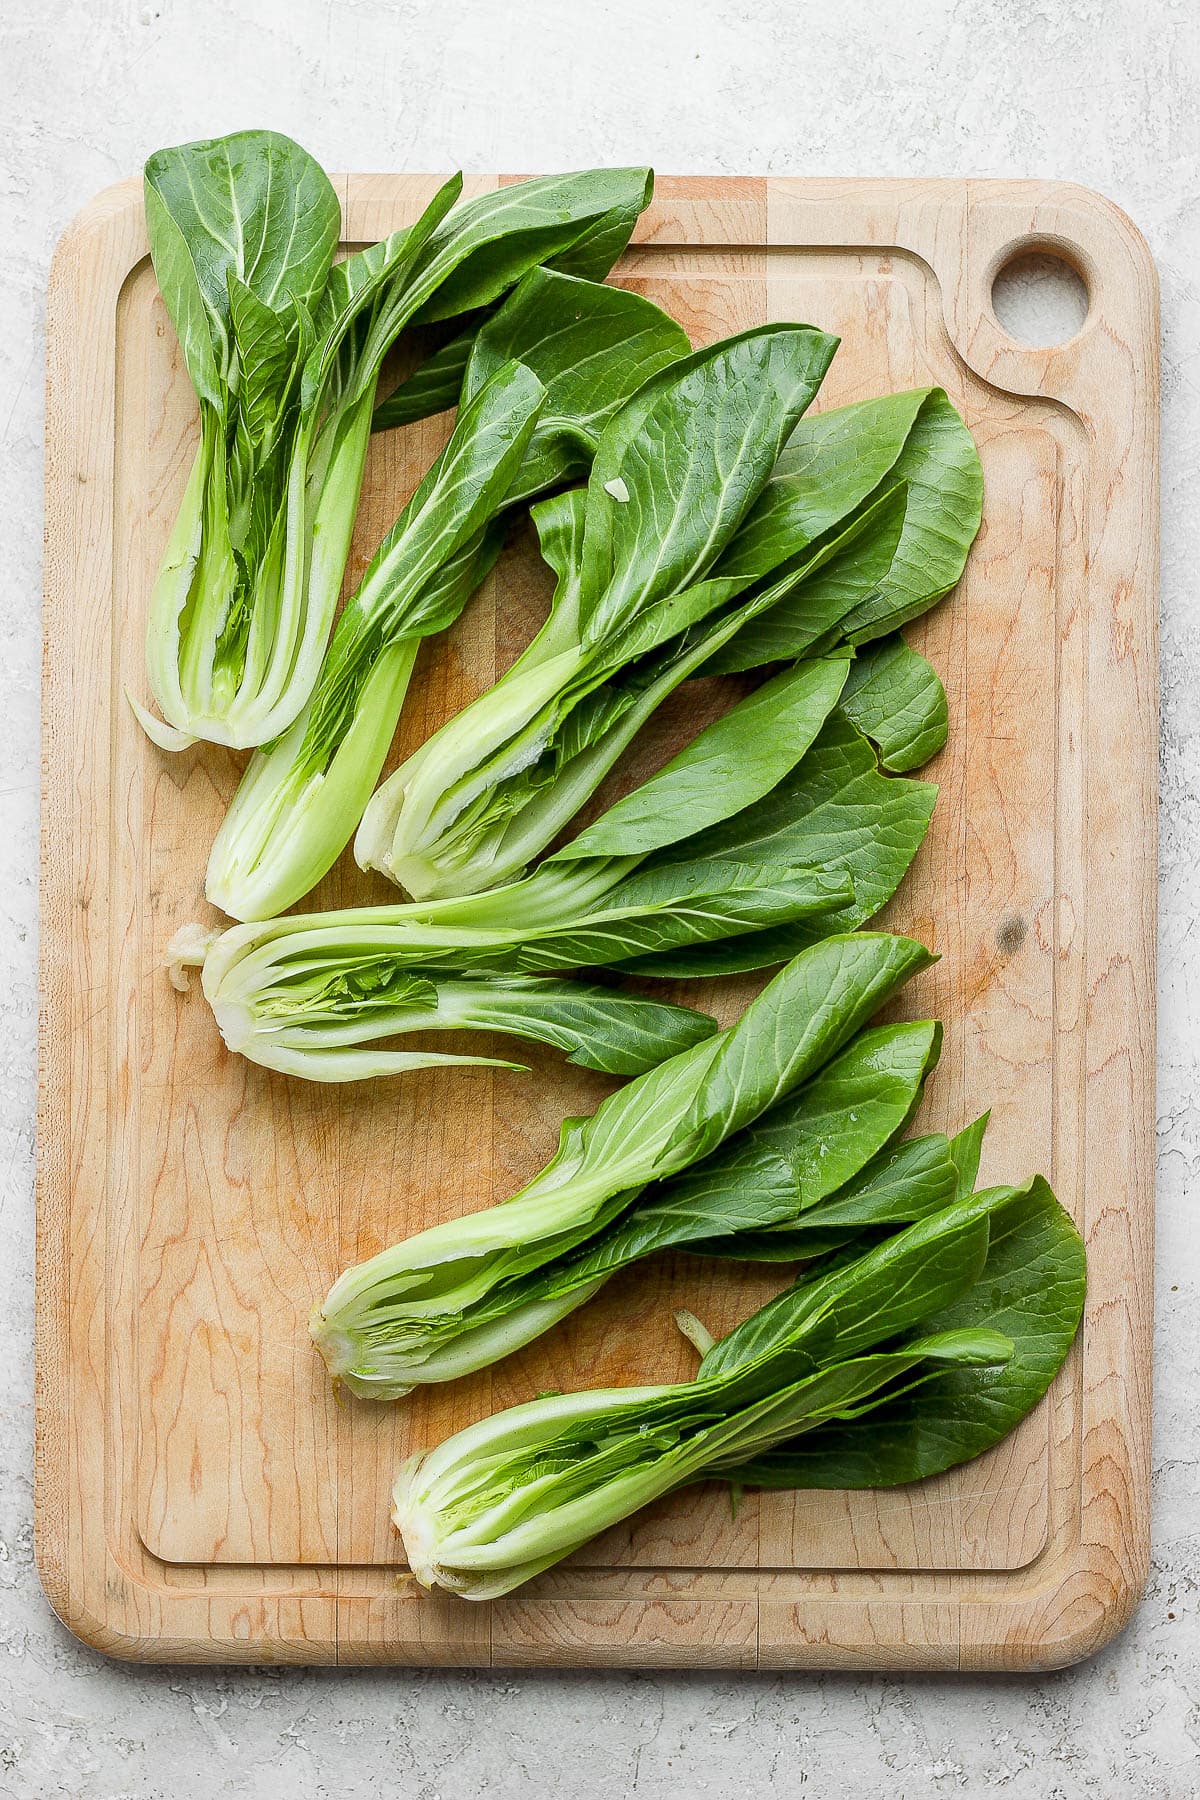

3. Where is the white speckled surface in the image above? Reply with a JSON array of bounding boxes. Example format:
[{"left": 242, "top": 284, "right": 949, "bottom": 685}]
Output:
[{"left": 2, "top": 0, "right": 1195, "bottom": 1792}]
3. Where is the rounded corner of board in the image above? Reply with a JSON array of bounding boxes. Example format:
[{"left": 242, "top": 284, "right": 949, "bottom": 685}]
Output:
[
  {"left": 48, "top": 178, "right": 146, "bottom": 284},
  {"left": 1034, "top": 180, "right": 1159, "bottom": 294},
  {"left": 32, "top": 1541, "right": 157, "bottom": 1665},
  {"left": 1014, "top": 1551, "right": 1153, "bottom": 1673}
]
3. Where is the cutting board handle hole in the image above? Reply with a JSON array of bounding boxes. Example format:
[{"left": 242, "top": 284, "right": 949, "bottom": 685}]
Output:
[{"left": 990, "top": 247, "right": 1090, "bottom": 348}]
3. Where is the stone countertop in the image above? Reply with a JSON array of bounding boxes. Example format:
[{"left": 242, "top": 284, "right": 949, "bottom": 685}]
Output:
[{"left": 2, "top": 1, "right": 1197, "bottom": 1793}]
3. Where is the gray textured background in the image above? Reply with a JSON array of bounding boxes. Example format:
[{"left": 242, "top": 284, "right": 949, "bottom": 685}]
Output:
[{"left": 2, "top": 1, "right": 1195, "bottom": 1794}]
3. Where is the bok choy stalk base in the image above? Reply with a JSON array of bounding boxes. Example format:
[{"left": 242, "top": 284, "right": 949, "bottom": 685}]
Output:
[
  {"left": 134, "top": 136, "right": 654, "bottom": 751},
  {"left": 309, "top": 932, "right": 933, "bottom": 1396},
  {"left": 393, "top": 1176, "right": 1083, "bottom": 1599}
]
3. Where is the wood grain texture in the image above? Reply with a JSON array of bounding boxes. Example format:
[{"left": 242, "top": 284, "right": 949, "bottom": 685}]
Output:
[{"left": 36, "top": 175, "right": 1158, "bottom": 1667}]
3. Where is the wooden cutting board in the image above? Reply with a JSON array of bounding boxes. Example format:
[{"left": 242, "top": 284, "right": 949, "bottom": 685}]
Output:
[{"left": 37, "top": 175, "right": 1158, "bottom": 1668}]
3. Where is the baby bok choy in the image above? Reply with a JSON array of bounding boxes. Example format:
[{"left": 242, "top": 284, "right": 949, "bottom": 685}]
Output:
[
  {"left": 354, "top": 322, "right": 846, "bottom": 897},
  {"left": 356, "top": 377, "right": 981, "bottom": 901},
  {"left": 204, "top": 270, "right": 689, "bottom": 921},
  {"left": 175, "top": 847, "right": 850, "bottom": 1079},
  {"left": 393, "top": 1177, "right": 1083, "bottom": 1598},
  {"left": 171, "top": 660, "right": 936, "bottom": 1080},
  {"left": 134, "top": 136, "right": 654, "bottom": 751},
  {"left": 453, "top": 1017, "right": 951, "bottom": 1289},
  {"left": 308, "top": 931, "right": 933, "bottom": 1396},
  {"left": 316, "top": 1013, "right": 948, "bottom": 1391},
  {"left": 196, "top": 968, "right": 717, "bottom": 1082}
]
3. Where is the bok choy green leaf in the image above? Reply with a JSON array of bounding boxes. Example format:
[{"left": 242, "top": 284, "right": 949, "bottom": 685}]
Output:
[
  {"left": 687, "top": 1114, "right": 988, "bottom": 1261},
  {"left": 712, "top": 1176, "right": 1085, "bottom": 1490},
  {"left": 616, "top": 709, "right": 936, "bottom": 978},
  {"left": 706, "top": 386, "right": 983, "bottom": 673},
  {"left": 839, "top": 632, "right": 948, "bottom": 772},
  {"left": 370, "top": 175, "right": 655, "bottom": 433}
]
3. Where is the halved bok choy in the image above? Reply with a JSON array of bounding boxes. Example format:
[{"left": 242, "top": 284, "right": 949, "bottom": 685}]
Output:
[
  {"left": 356, "top": 381, "right": 981, "bottom": 899},
  {"left": 202, "top": 968, "right": 719, "bottom": 1082},
  {"left": 308, "top": 932, "right": 934, "bottom": 1395},
  {"left": 204, "top": 269, "right": 689, "bottom": 920},
  {"left": 354, "top": 322, "right": 846, "bottom": 897},
  {"left": 134, "top": 139, "right": 655, "bottom": 751},
  {"left": 393, "top": 1176, "right": 1083, "bottom": 1598}
]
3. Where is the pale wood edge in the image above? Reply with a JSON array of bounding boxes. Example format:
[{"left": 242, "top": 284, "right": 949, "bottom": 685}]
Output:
[
  {"left": 978, "top": 178, "right": 1158, "bottom": 1671},
  {"left": 36, "top": 176, "right": 149, "bottom": 1660},
  {"left": 36, "top": 175, "right": 1157, "bottom": 1669}
]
